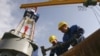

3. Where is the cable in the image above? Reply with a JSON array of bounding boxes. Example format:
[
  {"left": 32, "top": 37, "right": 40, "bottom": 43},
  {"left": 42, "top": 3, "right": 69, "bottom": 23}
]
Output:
[
  {"left": 93, "top": 7, "right": 100, "bottom": 26},
  {"left": 95, "top": 6, "right": 100, "bottom": 14},
  {"left": 94, "top": 6, "right": 100, "bottom": 17},
  {"left": 90, "top": 7, "right": 100, "bottom": 27}
]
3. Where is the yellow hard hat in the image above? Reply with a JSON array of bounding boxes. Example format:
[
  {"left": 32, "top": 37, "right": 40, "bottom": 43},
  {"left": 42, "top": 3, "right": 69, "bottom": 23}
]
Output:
[
  {"left": 58, "top": 21, "right": 68, "bottom": 29},
  {"left": 49, "top": 35, "right": 57, "bottom": 43}
]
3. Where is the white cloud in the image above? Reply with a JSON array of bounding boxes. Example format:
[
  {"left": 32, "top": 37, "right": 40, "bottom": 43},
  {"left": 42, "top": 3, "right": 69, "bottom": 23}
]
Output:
[
  {"left": 34, "top": 22, "right": 54, "bottom": 39},
  {"left": 0, "top": 0, "right": 15, "bottom": 37}
]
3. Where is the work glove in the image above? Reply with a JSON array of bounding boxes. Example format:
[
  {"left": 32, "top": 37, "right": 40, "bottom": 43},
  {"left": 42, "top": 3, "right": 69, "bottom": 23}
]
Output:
[
  {"left": 70, "top": 39, "right": 77, "bottom": 46},
  {"left": 73, "top": 33, "right": 82, "bottom": 39}
]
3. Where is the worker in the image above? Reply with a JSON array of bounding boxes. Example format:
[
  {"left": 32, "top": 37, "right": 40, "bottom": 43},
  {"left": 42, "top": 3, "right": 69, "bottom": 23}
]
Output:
[
  {"left": 49, "top": 35, "right": 69, "bottom": 56},
  {"left": 58, "top": 21, "right": 85, "bottom": 46}
]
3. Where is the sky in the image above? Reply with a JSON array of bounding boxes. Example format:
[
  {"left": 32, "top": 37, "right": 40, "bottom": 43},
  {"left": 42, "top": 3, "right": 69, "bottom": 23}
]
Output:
[{"left": 0, "top": 0, "right": 100, "bottom": 56}]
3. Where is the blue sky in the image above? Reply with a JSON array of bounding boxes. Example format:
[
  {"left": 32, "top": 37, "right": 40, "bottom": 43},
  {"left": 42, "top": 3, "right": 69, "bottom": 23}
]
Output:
[{"left": 0, "top": 0, "right": 100, "bottom": 56}]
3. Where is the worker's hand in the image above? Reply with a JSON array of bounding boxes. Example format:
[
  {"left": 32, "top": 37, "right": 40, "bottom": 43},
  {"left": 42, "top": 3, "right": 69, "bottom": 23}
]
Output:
[
  {"left": 70, "top": 40, "right": 77, "bottom": 46},
  {"left": 56, "top": 43, "right": 63, "bottom": 47},
  {"left": 73, "top": 34, "right": 81, "bottom": 38}
]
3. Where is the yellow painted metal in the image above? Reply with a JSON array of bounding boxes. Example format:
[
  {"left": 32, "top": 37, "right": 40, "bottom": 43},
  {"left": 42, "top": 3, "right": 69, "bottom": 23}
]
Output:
[
  {"left": 20, "top": 0, "right": 85, "bottom": 8},
  {"left": 20, "top": 0, "right": 99, "bottom": 8}
]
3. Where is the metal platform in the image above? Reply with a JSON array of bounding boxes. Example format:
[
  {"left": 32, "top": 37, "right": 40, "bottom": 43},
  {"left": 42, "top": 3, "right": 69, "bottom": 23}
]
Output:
[{"left": 61, "top": 29, "right": 100, "bottom": 56}]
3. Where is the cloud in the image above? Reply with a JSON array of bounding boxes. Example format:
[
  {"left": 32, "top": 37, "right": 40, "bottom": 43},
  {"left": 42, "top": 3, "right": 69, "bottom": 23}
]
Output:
[
  {"left": 0, "top": 0, "right": 15, "bottom": 37},
  {"left": 34, "top": 22, "right": 54, "bottom": 39},
  {"left": 35, "top": 25, "right": 48, "bottom": 37}
]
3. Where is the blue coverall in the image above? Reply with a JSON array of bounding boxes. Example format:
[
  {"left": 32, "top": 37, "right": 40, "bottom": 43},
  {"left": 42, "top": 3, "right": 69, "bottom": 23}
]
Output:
[
  {"left": 63, "top": 25, "right": 85, "bottom": 46},
  {"left": 49, "top": 41, "right": 70, "bottom": 56}
]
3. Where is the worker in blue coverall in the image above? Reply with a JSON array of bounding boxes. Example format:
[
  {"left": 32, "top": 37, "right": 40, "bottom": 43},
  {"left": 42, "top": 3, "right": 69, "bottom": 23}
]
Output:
[
  {"left": 58, "top": 21, "right": 85, "bottom": 46},
  {"left": 49, "top": 35, "right": 69, "bottom": 56}
]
